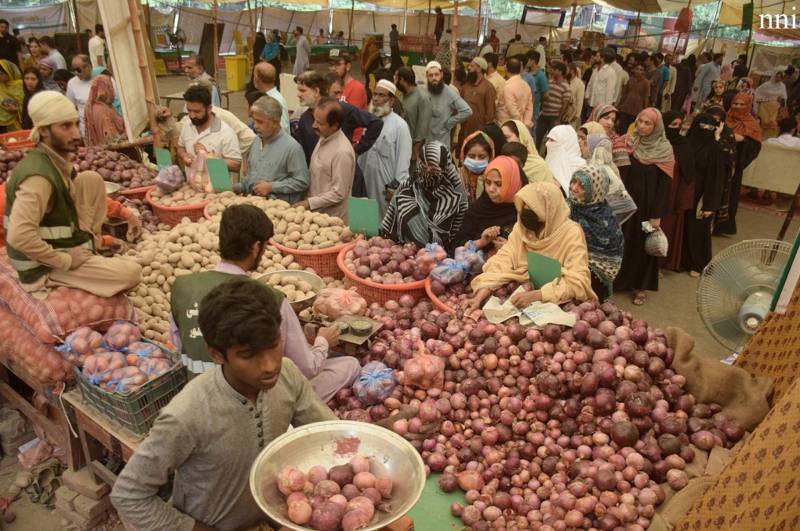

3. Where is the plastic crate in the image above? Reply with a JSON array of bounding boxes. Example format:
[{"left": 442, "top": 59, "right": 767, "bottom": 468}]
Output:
[
  {"left": 336, "top": 242, "right": 426, "bottom": 305},
  {"left": 0, "top": 130, "right": 35, "bottom": 150},
  {"left": 74, "top": 340, "right": 188, "bottom": 435},
  {"left": 145, "top": 188, "right": 208, "bottom": 227}
]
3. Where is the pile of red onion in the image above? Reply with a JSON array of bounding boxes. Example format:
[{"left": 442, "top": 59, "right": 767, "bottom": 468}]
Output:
[
  {"left": 343, "top": 237, "right": 428, "bottom": 284},
  {"left": 329, "top": 299, "right": 743, "bottom": 530}
]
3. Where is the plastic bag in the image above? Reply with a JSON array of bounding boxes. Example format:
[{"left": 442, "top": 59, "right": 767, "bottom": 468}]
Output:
[
  {"left": 416, "top": 243, "right": 447, "bottom": 275},
  {"left": 187, "top": 147, "right": 213, "bottom": 193},
  {"left": 56, "top": 326, "right": 104, "bottom": 366},
  {"left": 643, "top": 222, "right": 669, "bottom": 258},
  {"left": 353, "top": 361, "right": 397, "bottom": 405},
  {"left": 81, "top": 351, "right": 127, "bottom": 385},
  {"left": 104, "top": 366, "right": 148, "bottom": 393},
  {"left": 430, "top": 258, "right": 466, "bottom": 285},
  {"left": 155, "top": 165, "right": 185, "bottom": 194},
  {"left": 454, "top": 241, "right": 486, "bottom": 277},
  {"left": 138, "top": 357, "right": 173, "bottom": 380},
  {"left": 402, "top": 341, "right": 444, "bottom": 390},
  {"left": 104, "top": 321, "right": 141, "bottom": 351},
  {"left": 312, "top": 288, "right": 368, "bottom": 319}
]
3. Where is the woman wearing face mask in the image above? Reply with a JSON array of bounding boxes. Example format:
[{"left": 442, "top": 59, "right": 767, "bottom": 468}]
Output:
[
  {"left": 459, "top": 131, "right": 495, "bottom": 202},
  {"left": 713, "top": 92, "right": 762, "bottom": 234},
  {"left": 381, "top": 140, "right": 469, "bottom": 250},
  {"left": 658, "top": 110, "right": 696, "bottom": 273},
  {"left": 613, "top": 108, "right": 675, "bottom": 306},
  {"left": 501, "top": 119, "right": 556, "bottom": 183},
  {"left": 568, "top": 166, "right": 624, "bottom": 301},
  {"left": 461, "top": 181, "right": 596, "bottom": 313},
  {"left": 682, "top": 112, "right": 729, "bottom": 275},
  {"left": 544, "top": 124, "right": 585, "bottom": 194},
  {"left": 450, "top": 155, "right": 527, "bottom": 254},
  {"left": 587, "top": 104, "right": 631, "bottom": 168}
]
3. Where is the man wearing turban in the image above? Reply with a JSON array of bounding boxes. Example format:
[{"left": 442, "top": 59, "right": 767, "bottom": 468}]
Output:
[{"left": 3, "top": 90, "right": 141, "bottom": 297}]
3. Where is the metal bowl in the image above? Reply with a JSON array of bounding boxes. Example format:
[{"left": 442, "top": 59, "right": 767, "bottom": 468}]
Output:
[
  {"left": 249, "top": 420, "right": 426, "bottom": 531},
  {"left": 256, "top": 269, "right": 324, "bottom": 313}
]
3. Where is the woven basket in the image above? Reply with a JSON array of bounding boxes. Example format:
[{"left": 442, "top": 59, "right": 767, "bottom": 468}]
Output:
[
  {"left": 146, "top": 189, "right": 208, "bottom": 227},
  {"left": 119, "top": 185, "right": 156, "bottom": 202},
  {"left": 336, "top": 242, "right": 426, "bottom": 305}
]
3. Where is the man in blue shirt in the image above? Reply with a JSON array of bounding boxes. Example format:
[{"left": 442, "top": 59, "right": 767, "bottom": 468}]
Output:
[{"left": 522, "top": 50, "right": 548, "bottom": 128}]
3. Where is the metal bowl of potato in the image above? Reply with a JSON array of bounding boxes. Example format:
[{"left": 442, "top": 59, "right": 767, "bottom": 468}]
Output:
[
  {"left": 256, "top": 269, "right": 325, "bottom": 312},
  {"left": 250, "top": 420, "right": 426, "bottom": 531}
]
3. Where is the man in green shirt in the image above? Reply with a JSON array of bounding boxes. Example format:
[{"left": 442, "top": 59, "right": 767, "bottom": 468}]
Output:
[
  {"left": 112, "top": 277, "right": 336, "bottom": 530},
  {"left": 395, "top": 66, "right": 431, "bottom": 158}
]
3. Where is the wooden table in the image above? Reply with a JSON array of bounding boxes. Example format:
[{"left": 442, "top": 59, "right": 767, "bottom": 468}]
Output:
[
  {"left": 62, "top": 389, "right": 142, "bottom": 485},
  {"left": 161, "top": 89, "right": 233, "bottom": 110}
]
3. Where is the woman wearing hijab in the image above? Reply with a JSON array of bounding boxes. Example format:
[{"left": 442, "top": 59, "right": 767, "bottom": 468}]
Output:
[
  {"left": 568, "top": 166, "right": 624, "bottom": 301},
  {"left": 38, "top": 57, "right": 60, "bottom": 91},
  {"left": 462, "top": 181, "right": 596, "bottom": 313},
  {"left": 501, "top": 119, "right": 556, "bottom": 183},
  {"left": 84, "top": 74, "right": 125, "bottom": 147},
  {"left": 614, "top": 108, "right": 675, "bottom": 306},
  {"left": 583, "top": 131, "right": 637, "bottom": 225},
  {"left": 459, "top": 130, "right": 495, "bottom": 202},
  {"left": 451, "top": 155, "right": 527, "bottom": 253},
  {"left": 671, "top": 58, "right": 693, "bottom": 114},
  {"left": 21, "top": 66, "right": 43, "bottom": 130},
  {"left": 381, "top": 140, "right": 469, "bottom": 251},
  {"left": 700, "top": 80, "right": 726, "bottom": 112},
  {"left": 0, "top": 60, "right": 23, "bottom": 131},
  {"left": 755, "top": 71, "right": 787, "bottom": 139},
  {"left": 261, "top": 31, "right": 282, "bottom": 82},
  {"left": 659, "top": 110, "right": 696, "bottom": 272},
  {"left": 253, "top": 32, "right": 267, "bottom": 65},
  {"left": 587, "top": 105, "right": 631, "bottom": 168},
  {"left": 715, "top": 92, "right": 762, "bottom": 235},
  {"left": 544, "top": 124, "right": 585, "bottom": 194},
  {"left": 682, "top": 112, "right": 729, "bottom": 275}
]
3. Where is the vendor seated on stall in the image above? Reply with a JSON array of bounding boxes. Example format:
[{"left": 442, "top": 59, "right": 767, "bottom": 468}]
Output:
[
  {"left": 177, "top": 85, "right": 242, "bottom": 173},
  {"left": 462, "top": 181, "right": 596, "bottom": 313},
  {"left": 112, "top": 277, "right": 336, "bottom": 531},
  {"left": 169, "top": 203, "right": 360, "bottom": 401},
  {"left": 234, "top": 95, "right": 309, "bottom": 203},
  {"left": 4, "top": 91, "right": 141, "bottom": 298}
]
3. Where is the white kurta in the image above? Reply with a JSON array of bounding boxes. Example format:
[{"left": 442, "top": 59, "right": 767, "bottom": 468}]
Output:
[
  {"left": 292, "top": 35, "right": 310, "bottom": 76},
  {"left": 358, "top": 112, "right": 412, "bottom": 217}
]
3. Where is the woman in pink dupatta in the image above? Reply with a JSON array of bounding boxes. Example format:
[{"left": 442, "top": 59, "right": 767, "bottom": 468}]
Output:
[{"left": 84, "top": 74, "right": 125, "bottom": 146}]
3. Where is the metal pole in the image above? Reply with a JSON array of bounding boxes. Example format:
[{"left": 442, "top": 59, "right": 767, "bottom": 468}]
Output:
[
  {"left": 212, "top": 0, "right": 219, "bottom": 76},
  {"left": 426, "top": 0, "right": 431, "bottom": 36},
  {"left": 476, "top": 0, "right": 482, "bottom": 45},
  {"left": 72, "top": 0, "right": 81, "bottom": 52},
  {"left": 451, "top": 0, "right": 458, "bottom": 75},
  {"left": 348, "top": 0, "right": 354, "bottom": 46},
  {"left": 403, "top": 0, "right": 408, "bottom": 34}
]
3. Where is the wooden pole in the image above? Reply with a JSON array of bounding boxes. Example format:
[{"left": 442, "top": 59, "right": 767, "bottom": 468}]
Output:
[
  {"left": 450, "top": 0, "right": 458, "bottom": 75},
  {"left": 744, "top": 1, "right": 758, "bottom": 67},
  {"left": 348, "top": 0, "right": 354, "bottom": 46},
  {"left": 125, "top": 0, "right": 161, "bottom": 148},
  {"left": 566, "top": 2, "right": 577, "bottom": 41},
  {"left": 212, "top": 0, "right": 219, "bottom": 75}
]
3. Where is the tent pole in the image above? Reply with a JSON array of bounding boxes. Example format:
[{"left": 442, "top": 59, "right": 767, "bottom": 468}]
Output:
[
  {"left": 426, "top": 0, "right": 431, "bottom": 37},
  {"left": 212, "top": 0, "right": 219, "bottom": 76},
  {"left": 126, "top": 0, "right": 161, "bottom": 147},
  {"left": 348, "top": 0, "right": 354, "bottom": 46},
  {"left": 744, "top": 0, "right": 757, "bottom": 65},
  {"left": 402, "top": 0, "right": 408, "bottom": 34},
  {"left": 451, "top": 0, "right": 458, "bottom": 76},
  {"left": 567, "top": 2, "right": 577, "bottom": 41},
  {"left": 72, "top": 0, "right": 81, "bottom": 51},
  {"left": 476, "top": 0, "right": 482, "bottom": 44}
]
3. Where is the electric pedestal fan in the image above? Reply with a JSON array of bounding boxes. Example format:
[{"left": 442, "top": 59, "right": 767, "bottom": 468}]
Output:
[{"left": 697, "top": 239, "right": 792, "bottom": 356}]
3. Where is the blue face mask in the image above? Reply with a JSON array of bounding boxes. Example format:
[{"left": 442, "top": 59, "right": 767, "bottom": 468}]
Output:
[{"left": 464, "top": 157, "right": 488, "bottom": 174}]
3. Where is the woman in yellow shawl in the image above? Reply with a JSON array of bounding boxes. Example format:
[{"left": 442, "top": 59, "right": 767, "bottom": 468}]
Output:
[
  {"left": 500, "top": 119, "right": 556, "bottom": 184},
  {"left": 462, "top": 181, "right": 596, "bottom": 313},
  {"left": 0, "top": 60, "right": 24, "bottom": 131}
]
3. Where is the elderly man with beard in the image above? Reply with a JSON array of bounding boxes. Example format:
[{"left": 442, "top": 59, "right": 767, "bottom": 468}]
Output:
[
  {"left": 422, "top": 61, "right": 472, "bottom": 150},
  {"left": 458, "top": 56, "right": 497, "bottom": 148},
  {"left": 177, "top": 85, "right": 242, "bottom": 172},
  {"left": 359, "top": 80, "right": 412, "bottom": 216}
]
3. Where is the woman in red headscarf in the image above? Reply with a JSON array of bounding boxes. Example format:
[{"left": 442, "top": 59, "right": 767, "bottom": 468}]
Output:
[
  {"left": 84, "top": 74, "right": 125, "bottom": 146},
  {"left": 614, "top": 107, "right": 675, "bottom": 306},
  {"left": 715, "top": 91, "right": 762, "bottom": 235}
]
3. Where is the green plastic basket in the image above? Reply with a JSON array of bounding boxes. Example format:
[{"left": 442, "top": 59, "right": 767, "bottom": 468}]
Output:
[{"left": 74, "top": 340, "right": 188, "bottom": 436}]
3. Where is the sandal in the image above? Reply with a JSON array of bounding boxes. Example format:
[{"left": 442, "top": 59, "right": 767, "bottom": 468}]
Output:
[{"left": 633, "top": 291, "right": 646, "bottom": 306}]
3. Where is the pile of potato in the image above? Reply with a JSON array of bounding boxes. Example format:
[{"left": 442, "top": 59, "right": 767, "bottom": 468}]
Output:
[
  {"left": 125, "top": 217, "right": 302, "bottom": 342},
  {"left": 264, "top": 273, "right": 317, "bottom": 303},
  {"left": 206, "top": 194, "right": 355, "bottom": 251},
  {"left": 148, "top": 185, "right": 212, "bottom": 207}
]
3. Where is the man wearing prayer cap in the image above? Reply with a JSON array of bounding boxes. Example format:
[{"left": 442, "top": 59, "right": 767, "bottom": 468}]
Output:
[
  {"left": 420, "top": 60, "right": 472, "bottom": 150},
  {"left": 360, "top": 79, "right": 412, "bottom": 216},
  {"left": 3, "top": 91, "right": 141, "bottom": 297},
  {"left": 457, "top": 55, "right": 497, "bottom": 147}
]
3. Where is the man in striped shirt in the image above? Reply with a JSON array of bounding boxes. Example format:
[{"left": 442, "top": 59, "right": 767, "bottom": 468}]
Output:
[{"left": 535, "top": 61, "right": 569, "bottom": 150}]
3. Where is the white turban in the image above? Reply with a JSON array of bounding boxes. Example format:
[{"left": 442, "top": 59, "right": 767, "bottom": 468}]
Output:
[
  {"left": 28, "top": 91, "right": 79, "bottom": 143},
  {"left": 375, "top": 79, "right": 397, "bottom": 96},
  {"left": 426, "top": 61, "right": 442, "bottom": 73}
]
